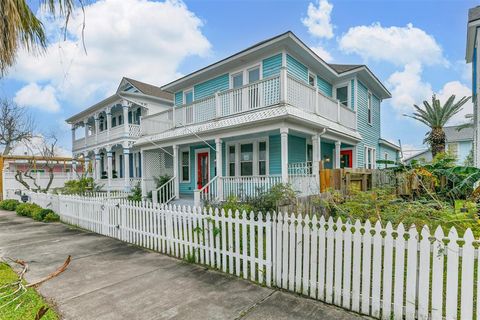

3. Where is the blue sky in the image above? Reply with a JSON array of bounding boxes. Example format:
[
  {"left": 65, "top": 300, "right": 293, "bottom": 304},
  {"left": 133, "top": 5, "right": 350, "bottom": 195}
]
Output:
[{"left": 1, "top": 0, "right": 477, "bottom": 156}]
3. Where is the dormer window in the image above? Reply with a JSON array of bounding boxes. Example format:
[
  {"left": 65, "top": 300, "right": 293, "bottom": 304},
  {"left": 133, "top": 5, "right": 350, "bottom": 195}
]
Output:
[{"left": 336, "top": 86, "right": 348, "bottom": 107}]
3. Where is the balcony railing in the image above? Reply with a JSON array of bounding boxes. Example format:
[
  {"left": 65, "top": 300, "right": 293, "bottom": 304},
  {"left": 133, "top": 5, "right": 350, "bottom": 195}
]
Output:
[
  {"left": 72, "top": 123, "right": 141, "bottom": 151},
  {"left": 141, "top": 71, "right": 357, "bottom": 137}
]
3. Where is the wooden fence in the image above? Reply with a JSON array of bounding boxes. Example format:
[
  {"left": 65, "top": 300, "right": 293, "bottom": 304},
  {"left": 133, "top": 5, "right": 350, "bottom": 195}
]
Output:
[
  {"left": 320, "top": 168, "right": 395, "bottom": 194},
  {"left": 26, "top": 192, "right": 479, "bottom": 320}
]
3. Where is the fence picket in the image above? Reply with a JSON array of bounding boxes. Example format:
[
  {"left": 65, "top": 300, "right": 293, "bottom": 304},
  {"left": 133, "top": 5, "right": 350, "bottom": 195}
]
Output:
[
  {"left": 325, "top": 217, "right": 334, "bottom": 304},
  {"left": 302, "top": 215, "right": 311, "bottom": 296},
  {"left": 371, "top": 221, "right": 382, "bottom": 318},
  {"left": 445, "top": 227, "right": 459, "bottom": 320},
  {"left": 295, "top": 214, "right": 303, "bottom": 293},
  {"left": 417, "top": 226, "right": 431, "bottom": 320},
  {"left": 351, "top": 220, "right": 362, "bottom": 312},
  {"left": 381, "top": 222, "right": 393, "bottom": 320},
  {"left": 334, "top": 218, "right": 343, "bottom": 305},
  {"left": 288, "top": 213, "right": 296, "bottom": 292},
  {"left": 361, "top": 220, "right": 372, "bottom": 315},
  {"left": 431, "top": 226, "right": 445, "bottom": 320},
  {"left": 393, "top": 223, "right": 405, "bottom": 320},
  {"left": 461, "top": 229, "right": 474, "bottom": 319},
  {"left": 342, "top": 220, "right": 352, "bottom": 310},
  {"left": 309, "top": 215, "right": 319, "bottom": 300}
]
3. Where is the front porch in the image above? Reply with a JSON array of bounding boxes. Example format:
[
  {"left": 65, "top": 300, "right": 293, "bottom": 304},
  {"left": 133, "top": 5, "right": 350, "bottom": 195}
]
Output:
[{"left": 141, "top": 127, "right": 357, "bottom": 206}]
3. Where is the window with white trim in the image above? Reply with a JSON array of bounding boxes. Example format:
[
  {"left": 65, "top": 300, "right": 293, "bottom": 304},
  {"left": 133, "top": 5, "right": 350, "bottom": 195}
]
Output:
[
  {"left": 308, "top": 73, "right": 316, "bottom": 87},
  {"left": 248, "top": 67, "right": 260, "bottom": 83},
  {"left": 258, "top": 141, "right": 267, "bottom": 175},
  {"left": 181, "top": 150, "right": 190, "bottom": 182},
  {"left": 367, "top": 92, "right": 372, "bottom": 124},
  {"left": 228, "top": 145, "right": 236, "bottom": 176},
  {"left": 447, "top": 143, "right": 459, "bottom": 159},
  {"left": 336, "top": 86, "right": 348, "bottom": 107},
  {"left": 232, "top": 73, "right": 243, "bottom": 88},
  {"left": 240, "top": 143, "right": 253, "bottom": 176},
  {"left": 364, "top": 146, "right": 376, "bottom": 169},
  {"left": 184, "top": 89, "right": 193, "bottom": 105}
]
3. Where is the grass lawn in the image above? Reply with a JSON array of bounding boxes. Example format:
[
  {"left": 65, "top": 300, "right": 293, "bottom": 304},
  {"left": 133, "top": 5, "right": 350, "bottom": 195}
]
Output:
[{"left": 0, "top": 263, "right": 59, "bottom": 320}]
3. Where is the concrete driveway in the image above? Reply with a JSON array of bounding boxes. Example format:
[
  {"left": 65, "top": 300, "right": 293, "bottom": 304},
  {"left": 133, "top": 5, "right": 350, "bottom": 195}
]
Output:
[{"left": 0, "top": 210, "right": 366, "bottom": 320}]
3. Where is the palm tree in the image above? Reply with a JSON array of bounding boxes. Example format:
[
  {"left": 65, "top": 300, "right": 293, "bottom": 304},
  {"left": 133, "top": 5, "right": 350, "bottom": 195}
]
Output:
[
  {"left": 0, "top": 0, "right": 77, "bottom": 76},
  {"left": 405, "top": 94, "right": 470, "bottom": 158}
]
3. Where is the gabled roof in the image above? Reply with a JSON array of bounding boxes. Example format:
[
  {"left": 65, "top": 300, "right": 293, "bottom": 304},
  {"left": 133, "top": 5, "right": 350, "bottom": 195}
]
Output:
[
  {"left": 444, "top": 125, "right": 474, "bottom": 142},
  {"left": 161, "top": 31, "right": 391, "bottom": 100},
  {"left": 118, "top": 77, "right": 173, "bottom": 101},
  {"left": 328, "top": 64, "right": 363, "bottom": 74}
]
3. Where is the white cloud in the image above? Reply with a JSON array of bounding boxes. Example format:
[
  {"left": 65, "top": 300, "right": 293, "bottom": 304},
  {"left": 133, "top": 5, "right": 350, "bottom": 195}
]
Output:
[
  {"left": 14, "top": 83, "right": 60, "bottom": 112},
  {"left": 302, "top": 0, "right": 334, "bottom": 39},
  {"left": 311, "top": 46, "right": 333, "bottom": 62},
  {"left": 386, "top": 63, "right": 432, "bottom": 114},
  {"left": 339, "top": 23, "right": 446, "bottom": 67},
  {"left": 9, "top": 0, "right": 211, "bottom": 109},
  {"left": 436, "top": 81, "right": 473, "bottom": 126}
]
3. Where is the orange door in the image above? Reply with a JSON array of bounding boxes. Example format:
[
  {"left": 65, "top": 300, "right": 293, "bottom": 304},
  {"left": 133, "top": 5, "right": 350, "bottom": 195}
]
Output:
[{"left": 197, "top": 152, "right": 209, "bottom": 189}]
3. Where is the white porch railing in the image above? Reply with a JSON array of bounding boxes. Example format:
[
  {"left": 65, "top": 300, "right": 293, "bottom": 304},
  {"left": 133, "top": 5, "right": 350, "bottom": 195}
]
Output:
[
  {"left": 72, "top": 124, "right": 142, "bottom": 151},
  {"left": 152, "top": 176, "right": 176, "bottom": 204},
  {"left": 140, "top": 72, "right": 357, "bottom": 138},
  {"left": 194, "top": 176, "right": 218, "bottom": 206},
  {"left": 288, "top": 162, "right": 319, "bottom": 196},
  {"left": 221, "top": 175, "right": 282, "bottom": 201}
]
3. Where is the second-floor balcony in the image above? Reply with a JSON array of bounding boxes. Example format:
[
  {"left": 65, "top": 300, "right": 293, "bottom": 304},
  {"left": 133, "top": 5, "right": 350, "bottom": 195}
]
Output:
[
  {"left": 141, "top": 71, "right": 356, "bottom": 136},
  {"left": 73, "top": 123, "right": 141, "bottom": 151}
]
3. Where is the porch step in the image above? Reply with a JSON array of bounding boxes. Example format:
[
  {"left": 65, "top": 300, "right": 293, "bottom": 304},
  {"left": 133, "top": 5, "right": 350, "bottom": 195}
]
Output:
[{"left": 169, "top": 197, "right": 195, "bottom": 208}]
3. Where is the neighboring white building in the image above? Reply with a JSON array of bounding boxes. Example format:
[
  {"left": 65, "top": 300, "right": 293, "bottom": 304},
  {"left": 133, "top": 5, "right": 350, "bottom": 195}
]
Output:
[
  {"left": 403, "top": 125, "right": 473, "bottom": 165},
  {"left": 66, "top": 77, "right": 173, "bottom": 191},
  {"left": 466, "top": 6, "right": 480, "bottom": 167}
]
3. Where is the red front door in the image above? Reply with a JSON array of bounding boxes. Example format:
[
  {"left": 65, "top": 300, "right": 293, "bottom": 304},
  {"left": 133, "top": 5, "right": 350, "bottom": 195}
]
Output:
[
  {"left": 340, "top": 150, "right": 353, "bottom": 168},
  {"left": 197, "top": 152, "right": 209, "bottom": 189}
]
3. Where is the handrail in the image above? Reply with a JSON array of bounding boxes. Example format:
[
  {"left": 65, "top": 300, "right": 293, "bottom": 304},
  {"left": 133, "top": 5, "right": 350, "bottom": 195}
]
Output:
[
  {"left": 152, "top": 176, "right": 176, "bottom": 204},
  {"left": 194, "top": 176, "right": 218, "bottom": 206}
]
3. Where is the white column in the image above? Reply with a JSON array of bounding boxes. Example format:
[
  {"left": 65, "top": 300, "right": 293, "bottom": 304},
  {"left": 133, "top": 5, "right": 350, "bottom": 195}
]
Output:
[
  {"left": 335, "top": 141, "right": 341, "bottom": 169},
  {"left": 280, "top": 128, "right": 289, "bottom": 183},
  {"left": 94, "top": 115, "right": 100, "bottom": 144},
  {"left": 173, "top": 145, "right": 179, "bottom": 199},
  {"left": 122, "top": 100, "right": 129, "bottom": 136},
  {"left": 72, "top": 158, "right": 77, "bottom": 176},
  {"left": 123, "top": 147, "right": 130, "bottom": 191},
  {"left": 140, "top": 149, "right": 146, "bottom": 198},
  {"left": 84, "top": 156, "right": 90, "bottom": 177},
  {"left": 280, "top": 67, "right": 288, "bottom": 103},
  {"left": 312, "top": 134, "right": 320, "bottom": 176},
  {"left": 71, "top": 125, "right": 76, "bottom": 144},
  {"left": 106, "top": 107, "right": 112, "bottom": 136},
  {"left": 215, "top": 138, "right": 223, "bottom": 200},
  {"left": 94, "top": 151, "right": 101, "bottom": 180},
  {"left": 107, "top": 147, "right": 113, "bottom": 191},
  {"left": 84, "top": 120, "right": 88, "bottom": 147}
]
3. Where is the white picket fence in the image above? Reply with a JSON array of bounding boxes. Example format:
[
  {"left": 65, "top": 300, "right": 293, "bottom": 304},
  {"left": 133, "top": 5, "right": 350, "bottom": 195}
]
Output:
[{"left": 25, "top": 192, "right": 480, "bottom": 320}]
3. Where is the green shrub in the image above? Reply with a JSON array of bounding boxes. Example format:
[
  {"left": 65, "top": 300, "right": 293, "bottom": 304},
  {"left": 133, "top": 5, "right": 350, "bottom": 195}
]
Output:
[
  {"left": 43, "top": 212, "right": 60, "bottom": 222},
  {"left": 0, "top": 199, "right": 20, "bottom": 211},
  {"left": 15, "top": 203, "right": 42, "bottom": 218},
  {"left": 33, "top": 208, "right": 54, "bottom": 221}
]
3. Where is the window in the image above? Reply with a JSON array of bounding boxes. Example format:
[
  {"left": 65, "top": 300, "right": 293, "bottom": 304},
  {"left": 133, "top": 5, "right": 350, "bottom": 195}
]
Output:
[
  {"left": 258, "top": 141, "right": 267, "bottom": 175},
  {"left": 184, "top": 90, "right": 193, "bottom": 105},
  {"left": 240, "top": 143, "right": 253, "bottom": 176},
  {"left": 364, "top": 147, "right": 376, "bottom": 169},
  {"left": 336, "top": 86, "right": 348, "bottom": 107},
  {"left": 447, "top": 143, "right": 459, "bottom": 159},
  {"left": 181, "top": 150, "right": 190, "bottom": 182},
  {"left": 367, "top": 92, "right": 372, "bottom": 124},
  {"left": 112, "top": 117, "right": 117, "bottom": 127},
  {"left": 308, "top": 73, "right": 316, "bottom": 87},
  {"left": 118, "top": 115, "right": 123, "bottom": 125},
  {"left": 248, "top": 67, "right": 260, "bottom": 83},
  {"left": 228, "top": 145, "right": 236, "bottom": 176},
  {"left": 232, "top": 73, "right": 243, "bottom": 88}
]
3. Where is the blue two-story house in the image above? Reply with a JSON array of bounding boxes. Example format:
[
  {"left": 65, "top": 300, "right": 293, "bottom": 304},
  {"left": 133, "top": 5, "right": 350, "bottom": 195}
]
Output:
[{"left": 134, "top": 32, "right": 400, "bottom": 205}]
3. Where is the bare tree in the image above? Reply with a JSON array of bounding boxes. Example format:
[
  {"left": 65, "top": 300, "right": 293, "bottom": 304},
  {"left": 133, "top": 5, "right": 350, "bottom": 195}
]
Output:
[
  {"left": 0, "top": 99, "right": 34, "bottom": 155},
  {"left": 14, "top": 134, "right": 60, "bottom": 193}
]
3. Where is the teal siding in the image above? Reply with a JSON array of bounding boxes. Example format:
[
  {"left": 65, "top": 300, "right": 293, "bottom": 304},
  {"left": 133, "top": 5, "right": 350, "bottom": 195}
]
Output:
[
  {"left": 194, "top": 74, "right": 229, "bottom": 100},
  {"left": 286, "top": 54, "right": 308, "bottom": 82},
  {"left": 179, "top": 143, "right": 216, "bottom": 195},
  {"left": 356, "top": 80, "right": 381, "bottom": 167},
  {"left": 175, "top": 91, "right": 183, "bottom": 106},
  {"left": 317, "top": 76, "right": 333, "bottom": 97},
  {"left": 262, "top": 54, "right": 282, "bottom": 78},
  {"left": 288, "top": 135, "right": 306, "bottom": 164},
  {"left": 269, "top": 135, "right": 281, "bottom": 175},
  {"left": 350, "top": 79, "right": 355, "bottom": 110},
  {"left": 321, "top": 142, "right": 335, "bottom": 169}
]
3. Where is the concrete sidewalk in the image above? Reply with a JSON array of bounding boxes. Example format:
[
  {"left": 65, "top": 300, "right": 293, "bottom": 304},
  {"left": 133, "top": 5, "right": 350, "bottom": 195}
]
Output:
[{"left": 0, "top": 210, "right": 365, "bottom": 320}]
